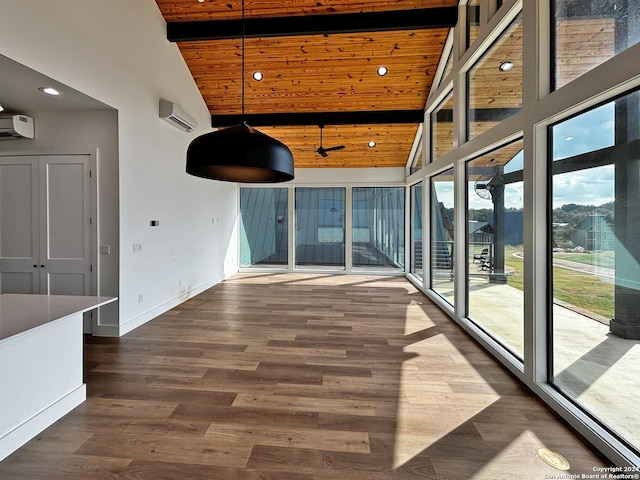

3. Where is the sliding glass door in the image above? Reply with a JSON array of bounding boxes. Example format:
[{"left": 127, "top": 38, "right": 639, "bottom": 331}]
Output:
[
  {"left": 294, "top": 187, "right": 346, "bottom": 269},
  {"left": 239, "top": 188, "right": 288, "bottom": 268},
  {"left": 352, "top": 187, "right": 404, "bottom": 271}
]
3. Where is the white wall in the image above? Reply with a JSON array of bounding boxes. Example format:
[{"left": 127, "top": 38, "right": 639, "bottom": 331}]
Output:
[{"left": 0, "top": 0, "right": 238, "bottom": 335}]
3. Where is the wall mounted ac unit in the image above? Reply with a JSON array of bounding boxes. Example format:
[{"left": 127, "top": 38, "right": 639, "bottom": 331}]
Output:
[
  {"left": 159, "top": 99, "right": 196, "bottom": 132},
  {"left": 0, "top": 114, "right": 35, "bottom": 139}
]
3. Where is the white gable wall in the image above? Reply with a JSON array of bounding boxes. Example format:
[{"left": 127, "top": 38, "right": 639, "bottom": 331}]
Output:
[{"left": 0, "top": 0, "right": 238, "bottom": 334}]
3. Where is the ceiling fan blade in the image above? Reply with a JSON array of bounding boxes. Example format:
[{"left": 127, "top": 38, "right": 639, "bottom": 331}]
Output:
[
  {"left": 315, "top": 125, "right": 343, "bottom": 157},
  {"left": 317, "top": 147, "right": 329, "bottom": 157},
  {"left": 323, "top": 145, "right": 345, "bottom": 152}
]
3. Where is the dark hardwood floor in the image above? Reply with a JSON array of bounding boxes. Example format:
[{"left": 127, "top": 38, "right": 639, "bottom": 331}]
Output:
[{"left": 0, "top": 273, "right": 607, "bottom": 479}]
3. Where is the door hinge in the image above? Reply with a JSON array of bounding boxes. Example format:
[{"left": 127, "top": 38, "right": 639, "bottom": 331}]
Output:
[
  {"left": 89, "top": 170, "right": 92, "bottom": 178},
  {"left": 90, "top": 265, "right": 93, "bottom": 272},
  {"left": 89, "top": 217, "right": 93, "bottom": 225}
]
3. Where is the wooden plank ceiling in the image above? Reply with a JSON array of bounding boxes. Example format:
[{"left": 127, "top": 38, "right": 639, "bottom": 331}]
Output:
[{"left": 155, "top": 0, "right": 457, "bottom": 168}]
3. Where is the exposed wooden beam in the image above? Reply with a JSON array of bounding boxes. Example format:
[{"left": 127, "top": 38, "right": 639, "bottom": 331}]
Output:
[
  {"left": 211, "top": 110, "right": 424, "bottom": 128},
  {"left": 167, "top": 7, "right": 458, "bottom": 42}
]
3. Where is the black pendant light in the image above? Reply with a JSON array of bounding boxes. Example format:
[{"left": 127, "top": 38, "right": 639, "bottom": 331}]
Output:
[{"left": 186, "top": 0, "right": 294, "bottom": 183}]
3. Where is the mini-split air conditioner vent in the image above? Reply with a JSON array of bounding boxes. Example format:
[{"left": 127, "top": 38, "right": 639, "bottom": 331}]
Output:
[
  {"left": 159, "top": 99, "right": 196, "bottom": 132},
  {"left": 0, "top": 114, "right": 35, "bottom": 139}
]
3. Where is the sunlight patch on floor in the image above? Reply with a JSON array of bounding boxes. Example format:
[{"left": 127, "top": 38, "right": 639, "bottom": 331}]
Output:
[
  {"left": 469, "top": 430, "right": 557, "bottom": 480},
  {"left": 393, "top": 349, "right": 500, "bottom": 468}
]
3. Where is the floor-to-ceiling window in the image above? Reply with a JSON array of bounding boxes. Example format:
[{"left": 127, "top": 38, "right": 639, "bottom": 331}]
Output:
[
  {"left": 408, "top": 130, "right": 424, "bottom": 174},
  {"left": 241, "top": 185, "right": 404, "bottom": 273},
  {"left": 467, "top": 11, "right": 522, "bottom": 140},
  {"left": 439, "top": 46, "right": 453, "bottom": 88},
  {"left": 466, "top": 139, "right": 524, "bottom": 359},
  {"left": 431, "top": 90, "right": 454, "bottom": 163},
  {"left": 295, "top": 187, "right": 346, "bottom": 269},
  {"left": 352, "top": 187, "right": 405, "bottom": 271},
  {"left": 239, "top": 188, "right": 288, "bottom": 268},
  {"left": 410, "top": 182, "right": 423, "bottom": 281},
  {"left": 430, "top": 169, "right": 455, "bottom": 304},
  {"left": 550, "top": 88, "right": 640, "bottom": 451},
  {"left": 554, "top": 0, "right": 640, "bottom": 90},
  {"left": 467, "top": 0, "right": 481, "bottom": 48},
  {"left": 411, "top": 0, "right": 640, "bottom": 465}
]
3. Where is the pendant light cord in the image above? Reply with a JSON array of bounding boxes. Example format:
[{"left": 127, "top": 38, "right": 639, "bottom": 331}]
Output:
[{"left": 241, "top": 0, "right": 245, "bottom": 124}]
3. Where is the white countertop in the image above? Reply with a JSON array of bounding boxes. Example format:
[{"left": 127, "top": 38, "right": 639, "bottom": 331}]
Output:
[{"left": 0, "top": 294, "right": 116, "bottom": 341}]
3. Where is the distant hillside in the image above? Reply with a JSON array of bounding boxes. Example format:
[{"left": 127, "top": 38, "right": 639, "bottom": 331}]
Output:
[
  {"left": 553, "top": 202, "right": 614, "bottom": 226},
  {"left": 446, "top": 202, "right": 614, "bottom": 243}
]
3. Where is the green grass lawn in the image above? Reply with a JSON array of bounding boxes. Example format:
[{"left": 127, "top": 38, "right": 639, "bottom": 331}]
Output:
[
  {"left": 552, "top": 267, "right": 614, "bottom": 319},
  {"left": 554, "top": 251, "right": 615, "bottom": 269},
  {"left": 503, "top": 247, "right": 614, "bottom": 319},
  {"left": 505, "top": 250, "right": 524, "bottom": 291}
]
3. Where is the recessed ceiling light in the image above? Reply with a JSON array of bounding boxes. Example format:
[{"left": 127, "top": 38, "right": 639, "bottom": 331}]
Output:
[
  {"left": 377, "top": 66, "right": 388, "bottom": 76},
  {"left": 0, "top": 104, "right": 4, "bottom": 113},
  {"left": 499, "top": 61, "right": 514, "bottom": 72},
  {"left": 252, "top": 71, "right": 263, "bottom": 81},
  {"left": 368, "top": 141, "right": 376, "bottom": 148},
  {"left": 197, "top": 0, "right": 205, "bottom": 3},
  {"left": 565, "top": 136, "right": 574, "bottom": 141},
  {"left": 39, "top": 86, "right": 62, "bottom": 96}
]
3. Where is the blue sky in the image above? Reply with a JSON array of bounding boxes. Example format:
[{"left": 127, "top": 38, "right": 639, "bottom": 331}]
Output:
[{"left": 551, "top": 103, "right": 615, "bottom": 208}]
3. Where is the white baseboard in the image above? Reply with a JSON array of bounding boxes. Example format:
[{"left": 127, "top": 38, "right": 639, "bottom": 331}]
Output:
[
  {"left": 117, "top": 274, "right": 226, "bottom": 337},
  {"left": 0, "top": 385, "right": 86, "bottom": 462},
  {"left": 92, "top": 323, "right": 121, "bottom": 337}
]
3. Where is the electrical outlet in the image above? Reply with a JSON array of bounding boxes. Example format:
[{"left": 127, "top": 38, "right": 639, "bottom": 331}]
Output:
[
  {"left": 133, "top": 243, "right": 142, "bottom": 253},
  {"left": 138, "top": 293, "right": 143, "bottom": 304},
  {"left": 100, "top": 245, "right": 111, "bottom": 255}
]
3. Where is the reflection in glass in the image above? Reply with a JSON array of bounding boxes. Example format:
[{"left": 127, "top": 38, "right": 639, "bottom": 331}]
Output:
[
  {"left": 554, "top": 0, "right": 640, "bottom": 89},
  {"left": 409, "top": 130, "right": 424, "bottom": 174},
  {"left": 352, "top": 187, "right": 404, "bottom": 271},
  {"left": 240, "top": 188, "right": 288, "bottom": 268},
  {"left": 295, "top": 187, "right": 346, "bottom": 269},
  {"left": 431, "top": 90, "right": 454, "bottom": 162},
  {"left": 410, "top": 183, "right": 423, "bottom": 280},
  {"left": 467, "top": 0, "right": 480, "bottom": 48},
  {"left": 467, "top": 12, "right": 523, "bottom": 140},
  {"left": 551, "top": 103, "right": 614, "bottom": 161},
  {"left": 466, "top": 138, "right": 524, "bottom": 359},
  {"left": 431, "top": 169, "right": 454, "bottom": 305},
  {"left": 550, "top": 89, "right": 640, "bottom": 450},
  {"left": 440, "top": 49, "right": 453, "bottom": 87}
]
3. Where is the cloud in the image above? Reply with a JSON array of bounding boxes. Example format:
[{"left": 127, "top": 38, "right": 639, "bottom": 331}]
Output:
[{"left": 552, "top": 165, "right": 614, "bottom": 208}]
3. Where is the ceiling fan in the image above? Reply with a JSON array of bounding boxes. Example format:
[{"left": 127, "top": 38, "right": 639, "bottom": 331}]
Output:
[
  {"left": 474, "top": 168, "right": 505, "bottom": 201},
  {"left": 474, "top": 174, "right": 495, "bottom": 200},
  {"left": 316, "top": 124, "right": 345, "bottom": 157}
]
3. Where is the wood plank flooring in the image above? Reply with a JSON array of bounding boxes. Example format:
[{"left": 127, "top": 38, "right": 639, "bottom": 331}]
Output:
[{"left": 0, "top": 273, "right": 609, "bottom": 479}]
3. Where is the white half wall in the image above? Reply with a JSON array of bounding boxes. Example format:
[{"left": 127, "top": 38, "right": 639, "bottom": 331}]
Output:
[
  {"left": 0, "top": 0, "right": 238, "bottom": 334},
  {"left": 291, "top": 167, "right": 406, "bottom": 185}
]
